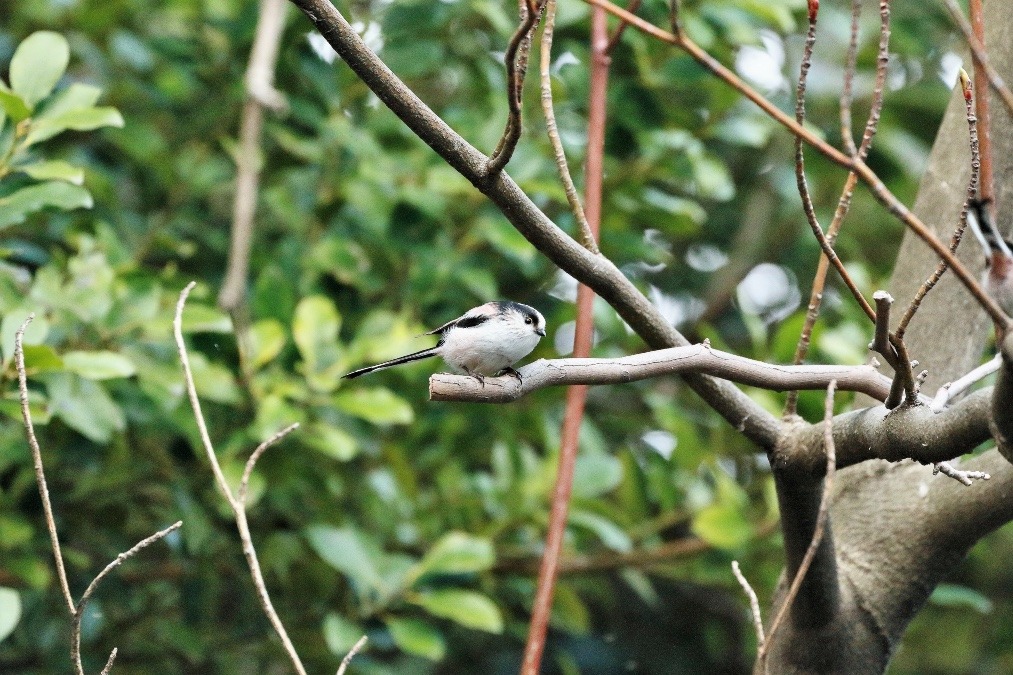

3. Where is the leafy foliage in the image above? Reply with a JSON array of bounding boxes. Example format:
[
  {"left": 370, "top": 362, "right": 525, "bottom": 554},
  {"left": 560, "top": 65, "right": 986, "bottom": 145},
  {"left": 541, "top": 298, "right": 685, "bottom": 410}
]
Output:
[{"left": 0, "top": 3, "right": 999, "bottom": 674}]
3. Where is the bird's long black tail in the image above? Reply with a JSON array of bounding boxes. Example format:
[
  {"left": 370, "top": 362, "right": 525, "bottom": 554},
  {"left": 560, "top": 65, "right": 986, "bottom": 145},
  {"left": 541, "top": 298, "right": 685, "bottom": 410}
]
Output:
[{"left": 342, "top": 347, "right": 440, "bottom": 379}]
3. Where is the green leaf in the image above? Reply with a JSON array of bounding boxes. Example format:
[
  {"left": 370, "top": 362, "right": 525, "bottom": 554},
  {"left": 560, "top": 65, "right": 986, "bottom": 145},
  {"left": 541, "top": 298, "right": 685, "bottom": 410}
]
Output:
[
  {"left": 0, "top": 182, "right": 93, "bottom": 230},
  {"left": 248, "top": 319, "right": 286, "bottom": 369},
  {"left": 411, "top": 590, "right": 504, "bottom": 633},
  {"left": 293, "top": 295, "right": 342, "bottom": 392},
  {"left": 0, "top": 587, "right": 21, "bottom": 643},
  {"left": 387, "top": 617, "right": 446, "bottom": 661},
  {"left": 333, "top": 387, "right": 413, "bottom": 426},
  {"left": 322, "top": 613, "right": 366, "bottom": 655},
  {"left": 569, "top": 510, "right": 632, "bottom": 552},
  {"left": 14, "top": 160, "right": 84, "bottom": 185},
  {"left": 691, "top": 502, "right": 753, "bottom": 550},
  {"left": 413, "top": 531, "right": 494, "bottom": 579},
  {"left": 178, "top": 303, "right": 232, "bottom": 333},
  {"left": 10, "top": 31, "right": 70, "bottom": 109},
  {"left": 305, "top": 525, "right": 384, "bottom": 594},
  {"left": 25, "top": 106, "right": 125, "bottom": 145},
  {"left": 301, "top": 422, "right": 358, "bottom": 462},
  {"left": 930, "top": 584, "right": 993, "bottom": 614},
  {"left": 572, "top": 452, "right": 623, "bottom": 499},
  {"left": 222, "top": 459, "right": 265, "bottom": 507},
  {"left": 44, "top": 373, "right": 125, "bottom": 444},
  {"left": 35, "top": 82, "right": 101, "bottom": 120},
  {"left": 62, "top": 350, "right": 136, "bottom": 380},
  {"left": 0, "top": 88, "right": 30, "bottom": 124}
]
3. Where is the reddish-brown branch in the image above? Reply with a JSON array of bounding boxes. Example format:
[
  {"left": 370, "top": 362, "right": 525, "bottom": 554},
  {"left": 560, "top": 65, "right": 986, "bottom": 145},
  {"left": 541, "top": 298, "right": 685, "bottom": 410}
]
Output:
[
  {"left": 940, "top": 0, "right": 1013, "bottom": 118},
  {"left": 968, "top": 0, "right": 993, "bottom": 203},
  {"left": 520, "top": 6, "right": 608, "bottom": 673},
  {"left": 603, "top": 0, "right": 641, "bottom": 54}
]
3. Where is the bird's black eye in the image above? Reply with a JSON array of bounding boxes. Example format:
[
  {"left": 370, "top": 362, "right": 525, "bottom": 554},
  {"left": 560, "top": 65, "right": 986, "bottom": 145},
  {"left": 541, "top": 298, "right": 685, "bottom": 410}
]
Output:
[{"left": 525, "top": 317, "right": 533, "bottom": 324}]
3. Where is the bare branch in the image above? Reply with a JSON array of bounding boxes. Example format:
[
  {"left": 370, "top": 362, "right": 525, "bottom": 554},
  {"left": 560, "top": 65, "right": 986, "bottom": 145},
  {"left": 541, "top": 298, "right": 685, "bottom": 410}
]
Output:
[
  {"left": 14, "top": 315, "right": 76, "bottom": 617},
  {"left": 539, "top": 0, "right": 597, "bottom": 253},
  {"left": 72, "top": 522, "right": 182, "bottom": 674},
  {"left": 430, "top": 344, "right": 893, "bottom": 403},
  {"left": 839, "top": 0, "right": 862, "bottom": 157},
  {"left": 604, "top": 0, "right": 641, "bottom": 54},
  {"left": 793, "top": 0, "right": 876, "bottom": 324},
  {"left": 100, "top": 648, "right": 118, "bottom": 675},
  {"left": 175, "top": 283, "right": 308, "bottom": 675},
  {"left": 731, "top": 561, "right": 765, "bottom": 647},
  {"left": 336, "top": 635, "right": 368, "bottom": 675},
  {"left": 240, "top": 423, "right": 300, "bottom": 505},
  {"left": 933, "top": 461, "right": 990, "bottom": 486},
  {"left": 896, "top": 69, "right": 980, "bottom": 341},
  {"left": 931, "top": 353, "right": 1001, "bottom": 411},
  {"left": 220, "top": 0, "right": 289, "bottom": 313},
  {"left": 760, "top": 381, "right": 837, "bottom": 668},
  {"left": 488, "top": 0, "right": 546, "bottom": 174}
]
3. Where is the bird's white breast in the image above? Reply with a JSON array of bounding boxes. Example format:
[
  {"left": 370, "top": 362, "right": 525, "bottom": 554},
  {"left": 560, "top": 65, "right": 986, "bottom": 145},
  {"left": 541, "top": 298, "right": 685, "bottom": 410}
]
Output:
[{"left": 438, "top": 318, "right": 541, "bottom": 375}]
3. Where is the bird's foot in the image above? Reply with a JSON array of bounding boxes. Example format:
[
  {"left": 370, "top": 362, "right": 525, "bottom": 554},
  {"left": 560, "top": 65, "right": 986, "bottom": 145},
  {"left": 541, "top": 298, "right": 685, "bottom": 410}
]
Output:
[
  {"left": 464, "top": 367, "right": 485, "bottom": 386},
  {"left": 499, "top": 366, "right": 523, "bottom": 384}
]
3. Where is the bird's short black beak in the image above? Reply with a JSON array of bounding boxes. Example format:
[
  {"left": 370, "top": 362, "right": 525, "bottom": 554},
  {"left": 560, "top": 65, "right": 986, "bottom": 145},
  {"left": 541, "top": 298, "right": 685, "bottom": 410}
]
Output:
[{"left": 536, "top": 328, "right": 546, "bottom": 337}]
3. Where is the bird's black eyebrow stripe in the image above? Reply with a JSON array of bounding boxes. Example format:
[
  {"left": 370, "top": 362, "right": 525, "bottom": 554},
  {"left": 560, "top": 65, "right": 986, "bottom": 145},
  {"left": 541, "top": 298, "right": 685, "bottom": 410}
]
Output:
[
  {"left": 455, "top": 314, "right": 490, "bottom": 329},
  {"left": 497, "top": 301, "right": 539, "bottom": 323}
]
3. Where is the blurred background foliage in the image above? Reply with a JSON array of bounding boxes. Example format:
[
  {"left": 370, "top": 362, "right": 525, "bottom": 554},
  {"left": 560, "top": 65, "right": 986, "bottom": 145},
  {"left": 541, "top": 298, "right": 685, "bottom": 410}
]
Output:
[{"left": 0, "top": 0, "right": 1005, "bottom": 672}]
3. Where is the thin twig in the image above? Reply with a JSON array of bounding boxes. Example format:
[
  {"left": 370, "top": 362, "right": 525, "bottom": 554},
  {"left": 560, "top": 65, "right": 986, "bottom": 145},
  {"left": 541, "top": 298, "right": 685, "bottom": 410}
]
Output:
[
  {"left": 839, "top": 0, "right": 862, "bottom": 157},
  {"left": 933, "top": 461, "right": 990, "bottom": 486},
  {"left": 219, "top": 0, "right": 288, "bottom": 313},
  {"left": 967, "top": 0, "right": 992, "bottom": 205},
  {"left": 72, "top": 522, "right": 183, "bottom": 674},
  {"left": 792, "top": 0, "right": 876, "bottom": 324},
  {"left": 785, "top": 0, "right": 891, "bottom": 418},
  {"left": 759, "top": 381, "right": 838, "bottom": 667},
  {"left": 896, "top": 69, "right": 980, "bottom": 341},
  {"left": 488, "top": 0, "right": 546, "bottom": 174},
  {"left": 174, "top": 283, "right": 308, "bottom": 675},
  {"left": 931, "top": 353, "right": 1001, "bottom": 411},
  {"left": 939, "top": 0, "right": 1013, "bottom": 118},
  {"left": 240, "top": 423, "right": 300, "bottom": 505},
  {"left": 99, "top": 648, "right": 118, "bottom": 675},
  {"left": 15, "top": 315, "right": 76, "bottom": 617},
  {"left": 336, "top": 635, "right": 368, "bottom": 675},
  {"left": 539, "top": 0, "right": 598, "bottom": 253},
  {"left": 603, "top": 0, "right": 642, "bottom": 54},
  {"left": 731, "top": 561, "right": 765, "bottom": 647},
  {"left": 582, "top": 0, "right": 1010, "bottom": 328}
]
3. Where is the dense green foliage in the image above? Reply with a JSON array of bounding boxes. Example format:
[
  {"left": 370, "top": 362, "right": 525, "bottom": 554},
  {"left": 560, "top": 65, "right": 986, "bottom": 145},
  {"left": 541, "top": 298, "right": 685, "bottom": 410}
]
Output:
[{"left": 1, "top": 1, "right": 1007, "bottom": 672}]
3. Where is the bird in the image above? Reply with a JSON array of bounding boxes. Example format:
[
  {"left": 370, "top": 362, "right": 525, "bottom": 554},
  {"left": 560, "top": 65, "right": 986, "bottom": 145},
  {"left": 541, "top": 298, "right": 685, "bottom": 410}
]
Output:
[
  {"left": 342, "top": 301, "right": 546, "bottom": 382},
  {"left": 968, "top": 198, "right": 1013, "bottom": 316}
]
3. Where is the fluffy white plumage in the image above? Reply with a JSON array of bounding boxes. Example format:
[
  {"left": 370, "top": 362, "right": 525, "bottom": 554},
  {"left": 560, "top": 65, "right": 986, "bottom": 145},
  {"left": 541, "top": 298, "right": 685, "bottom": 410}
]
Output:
[{"left": 342, "top": 301, "right": 546, "bottom": 380}]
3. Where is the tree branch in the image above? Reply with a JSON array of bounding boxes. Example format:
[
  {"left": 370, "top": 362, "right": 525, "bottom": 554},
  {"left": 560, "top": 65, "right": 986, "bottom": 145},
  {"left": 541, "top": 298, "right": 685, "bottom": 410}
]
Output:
[
  {"left": 774, "top": 388, "right": 992, "bottom": 474},
  {"left": 287, "top": 0, "right": 782, "bottom": 449},
  {"left": 174, "top": 282, "right": 307, "bottom": 675},
  {"left": 429, "top": 344, "right": 893, "bottom": 403}
]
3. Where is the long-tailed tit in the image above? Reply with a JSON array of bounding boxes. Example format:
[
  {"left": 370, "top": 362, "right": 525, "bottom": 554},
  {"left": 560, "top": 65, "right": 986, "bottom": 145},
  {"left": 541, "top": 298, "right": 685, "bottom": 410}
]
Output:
[
  {"left": 968, "top": 199, "right": 1013, "bottom": 315},
  {"left": 342, "top": 301, "right": 546, "bottom": 381}
]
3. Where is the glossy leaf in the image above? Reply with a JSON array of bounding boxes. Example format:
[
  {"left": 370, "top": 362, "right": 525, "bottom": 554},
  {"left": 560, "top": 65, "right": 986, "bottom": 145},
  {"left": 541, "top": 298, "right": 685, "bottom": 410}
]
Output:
[
  {"left": 387, "top": 616, "right": 446, "bottom": 661},
  {"left": 248, "top": 319, "right": 286, "bottom": 369},
  {"left": 0, "top": 587, "right": 21, "bottom": 643},
  {"left": 0, "top": 182, "right": 93, "bottom": 230},
  {"left": 322, "top": 613, "right": 366, "bottom": 655},
  {"left": 293, "top": 295, "right": 342, "bottom": 392},
  {"left": 10, "top": 31, "right": 69, "bottom": 109},
  {"left": 333, "top": 387, "right": 413, "bottom": 426},
  {"left": 15, "top": 160, "right": 84, "bottom": 185},
  {"left": 62, "top": 350, "right": 136, "bottom": 380},
  {"left": 412, "top": 589, "right": 504, "bottom": 633},
  {"left": 25, "top": 106, "right": 125, "bottom": 145},
  {"left": 413, "top": 531, "right": 495, "bottom": 579}
]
